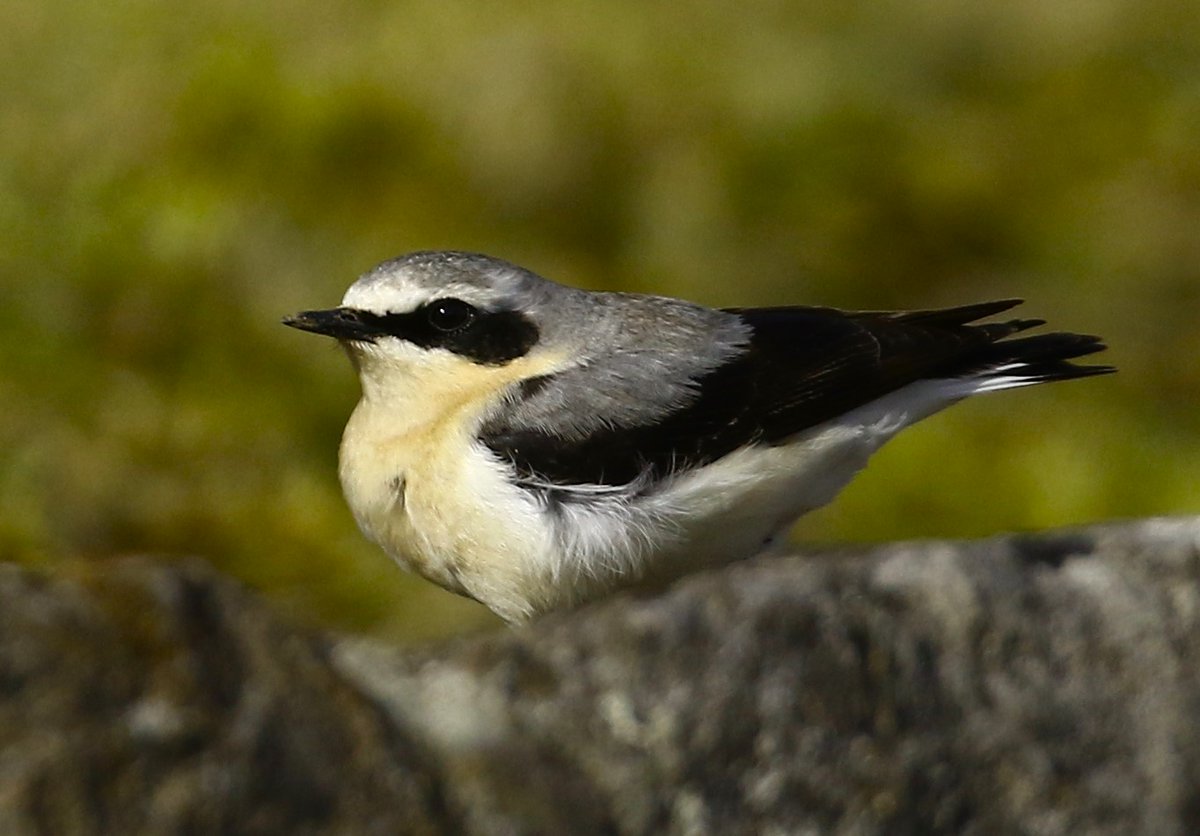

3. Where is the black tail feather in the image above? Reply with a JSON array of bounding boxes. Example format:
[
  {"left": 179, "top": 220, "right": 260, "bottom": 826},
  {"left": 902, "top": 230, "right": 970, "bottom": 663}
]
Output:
[
  {"left": 879, "top": 298, "right": 1025, "bottom": 326},
  {"left": 975, "top": 317, "right": 1046, "bottom": 342},
  {"left": 976, "top": 331, "right": 1115, "bottom": 382},
  {"left": 856, "top": 299, "right": 1114, "bottom": 383}
]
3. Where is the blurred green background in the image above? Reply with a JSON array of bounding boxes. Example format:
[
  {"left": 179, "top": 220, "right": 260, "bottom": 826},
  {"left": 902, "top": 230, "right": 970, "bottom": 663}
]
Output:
[{"left": 3, "top": 0, "right": 1197, "bottom": 639}]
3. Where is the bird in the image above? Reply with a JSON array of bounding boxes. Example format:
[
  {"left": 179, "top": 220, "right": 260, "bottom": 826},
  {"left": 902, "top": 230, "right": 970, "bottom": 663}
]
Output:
[{"left": 284, "top": 250, "right": 1113, "bottom": 623}]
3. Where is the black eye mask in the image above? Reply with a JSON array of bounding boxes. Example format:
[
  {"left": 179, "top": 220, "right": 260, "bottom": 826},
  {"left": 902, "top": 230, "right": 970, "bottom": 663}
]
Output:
[{"left": 365, "top": 301, "right": 540, "bottom": 366}]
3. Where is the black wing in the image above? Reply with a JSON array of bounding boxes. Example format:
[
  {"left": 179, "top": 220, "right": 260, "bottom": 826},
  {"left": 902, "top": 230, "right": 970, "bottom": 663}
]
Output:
[{"left": 480, "top": 300, "right": 1112, "bottom": 488}]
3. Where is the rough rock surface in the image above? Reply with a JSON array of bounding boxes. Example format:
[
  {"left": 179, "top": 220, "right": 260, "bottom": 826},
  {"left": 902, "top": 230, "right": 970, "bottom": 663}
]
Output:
[{"left": 2, "top": 517, "right": 1200, "bottom": 835}]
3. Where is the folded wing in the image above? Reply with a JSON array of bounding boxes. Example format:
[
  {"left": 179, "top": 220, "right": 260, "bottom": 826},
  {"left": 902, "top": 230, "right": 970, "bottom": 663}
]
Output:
[{"left": 481, "top": 300, "right": 1112, "bottom": 489}]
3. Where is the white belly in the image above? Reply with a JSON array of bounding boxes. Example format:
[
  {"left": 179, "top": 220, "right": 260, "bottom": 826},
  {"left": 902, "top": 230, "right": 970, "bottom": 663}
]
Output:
[
  {"left": 336, "top": 372, "right": 952, "bottom": 622},
  {"left": 339, "top": 397, "right": 563, "bottom": 622}
]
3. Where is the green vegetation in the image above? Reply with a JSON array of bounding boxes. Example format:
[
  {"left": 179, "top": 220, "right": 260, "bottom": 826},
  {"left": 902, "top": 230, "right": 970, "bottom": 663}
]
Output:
[{"left": 4, "top": 0, "right": 1197, "bottom": 639}]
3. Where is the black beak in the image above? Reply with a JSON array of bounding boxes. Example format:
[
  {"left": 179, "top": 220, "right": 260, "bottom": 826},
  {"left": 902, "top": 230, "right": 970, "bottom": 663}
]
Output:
[{"left": 282, "top": 308, "right": 381, "bottom": 342}]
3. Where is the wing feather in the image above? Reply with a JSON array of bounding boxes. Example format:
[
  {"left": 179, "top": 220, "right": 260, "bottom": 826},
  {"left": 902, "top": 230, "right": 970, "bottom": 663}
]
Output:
[{"left": 480, "top": 301, "right": 1111, "bottom": 489}]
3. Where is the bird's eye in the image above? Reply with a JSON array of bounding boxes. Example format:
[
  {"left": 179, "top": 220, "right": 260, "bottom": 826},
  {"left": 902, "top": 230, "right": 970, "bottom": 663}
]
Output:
[{"left": 424, "top": 298, "right": 477, "bottom": 332}]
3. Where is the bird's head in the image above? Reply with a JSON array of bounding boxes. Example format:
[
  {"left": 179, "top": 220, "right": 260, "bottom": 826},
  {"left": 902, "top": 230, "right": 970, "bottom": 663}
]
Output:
[{"left": 284, "top": 251, "right": 586, "bottom": 404}]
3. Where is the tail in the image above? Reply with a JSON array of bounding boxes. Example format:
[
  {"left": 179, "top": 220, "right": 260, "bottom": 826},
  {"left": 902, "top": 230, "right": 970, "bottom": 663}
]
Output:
[{"left": 888, "top": 299, "right": 1115, "bottom": 392}]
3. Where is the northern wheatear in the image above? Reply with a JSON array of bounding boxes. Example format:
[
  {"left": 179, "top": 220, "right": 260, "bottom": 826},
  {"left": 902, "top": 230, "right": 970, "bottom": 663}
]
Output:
[{"left": 285, "top": 251, "right": 1112, "bottom": 622}]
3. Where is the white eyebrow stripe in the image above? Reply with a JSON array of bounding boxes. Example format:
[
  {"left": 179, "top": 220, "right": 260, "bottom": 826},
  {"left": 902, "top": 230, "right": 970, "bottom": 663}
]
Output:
[
  {"left": 341, "top": 281, "right": 428, "bottom": 313},
  {"left": 341, "top": 282, "right": 493, "bottom": 315}
]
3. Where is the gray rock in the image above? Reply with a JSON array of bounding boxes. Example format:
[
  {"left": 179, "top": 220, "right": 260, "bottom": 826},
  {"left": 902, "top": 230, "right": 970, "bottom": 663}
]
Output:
[{"left": 2, "top": 517, "right": 1199, "bottom": 835}]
